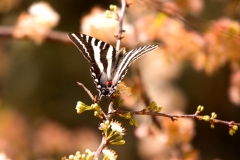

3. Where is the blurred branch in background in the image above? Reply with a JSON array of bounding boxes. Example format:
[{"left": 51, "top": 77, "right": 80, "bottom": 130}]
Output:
[{"left": 0, "top": 26, "right": 69, "bottom": 43}]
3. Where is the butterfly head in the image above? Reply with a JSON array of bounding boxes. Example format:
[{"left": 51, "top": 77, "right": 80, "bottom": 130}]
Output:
[{"left": 98, "top": 81, "right": 117, "bottom": 100}]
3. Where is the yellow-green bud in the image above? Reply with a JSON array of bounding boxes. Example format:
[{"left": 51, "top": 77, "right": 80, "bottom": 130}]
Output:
[
  {"left": 129, "top": 118, "right": 138, "bottom": 127},
  {"left": 197, "top": 105, "right": 204, "bottom": 112},
  {"left": 147, "top": 101, "right": 160, "bottom": 112},
  {"left": 211, "top": 112, "right": 217, "bottom": 118},
  {"left": 94, "top": 111, "right": 100, "bottom": 117},
  {"left": 91, "top": 103, "right": 99, "bottom": 110},
  {"left": 105, "top": 120, "right": 110, "bottom": 125},
  {"left": 76, "top": 101, "right": 87, "bottom": 114},
  {"left": 118, "top": 99, "right": 124, "bottom": 106},
  {"left": 105, "top": 10, "right": 113, "bottom": 18},
  {"left": 110, "top": 4, "right": 117, "bottom": 11},
  {"left": 85, "top": 149, "right": 91, "bottom": 153},
  {"left": 110, "top": 140, "right": 125, "bottom": 145},
  {"left": 229, "top": 129, "right": 235, "bottom": 136},
  {"left": 75, "top": 151, "right": 81, "bottom": 158},
  {"left": 202, "top": 115, "right": 210, "bottom": 121},
  {"left": 233, "top": 125, "right": 238, "bottom": 131},
  {"left": 115, "top": 135, "right": 123, "bottom": 140},
  {"left": 86, "top": 154, "right": 94, "bottom": 160},
  {"left": 86, "top": 149, "right": 94, "bottom": 160},
  {"left": 211, "top": 124, "right": 215, "bottom": 128},
  {"left": 156, "top": 105, "right": 162, "bottom": 112},
  {"left": 76, "top": 154, "right": 81, "bottom": 159},
  {"left": 68, "top": 155, "right": 74, "bottom": 160},
  {"left": 150, "top": 101, "right": 157, "bottom": 107},
  {"left": 81, "top": 154, "right": 86, "bottom": 159},
  {"left": 119, "top": 112, "right": 131, "bottom": 119}
]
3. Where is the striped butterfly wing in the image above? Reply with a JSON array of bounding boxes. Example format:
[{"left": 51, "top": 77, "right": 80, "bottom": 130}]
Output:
[
  {"left": 68, "top": 33, "right": 117, "bottom": 95},
  {"left": 68, "top": 33, "right": 159, "bottom": 99},
  {"left": 112, "top": 44, "right": 159, "bottom": 86}
]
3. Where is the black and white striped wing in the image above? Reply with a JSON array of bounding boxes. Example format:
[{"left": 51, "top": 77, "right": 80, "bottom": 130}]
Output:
[
  {"left": 68, "top": 33, "right": 117, "bottom": 87},
  {"left": 112, "top": 44, "right": 159, "bottom": 86}
]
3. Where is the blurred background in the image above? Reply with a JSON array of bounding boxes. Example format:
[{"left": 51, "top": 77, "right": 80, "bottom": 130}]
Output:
[{"left": 0, "top": 0, "right": 240, "bottom": 159}]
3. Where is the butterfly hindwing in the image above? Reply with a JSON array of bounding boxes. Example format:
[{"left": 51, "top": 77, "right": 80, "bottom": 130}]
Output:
[{"left": 112, "top": 44, "right": 159, "bottom": 86}]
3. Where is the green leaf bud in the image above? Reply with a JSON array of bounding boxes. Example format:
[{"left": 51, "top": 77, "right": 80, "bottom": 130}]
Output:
[
  {"left": 211, "top": 112, "right": 217, "bottom": 118},
  {"left": 229, "top": 129, "right": 235, "bottom": 136},
  {"left": 129, "top": 118, "right": 138, "bottom": 127},
  {"left": 110, "top": 139, "right": 125, "bottom": 145},
  {"left": 210, "top": 124, "right": 215, "bottom": 128},
  {"left": 197, "top": 105, "right": 204, "bottom": 112},
  {"left": 202, "top": 115, "right": 210, "bottom": 121},
  {"left": 233, "top": 125, "right": 238, "bottom": 131},
  {"left": 119, "top": 112, "right": 131, "bottom": 119},
  {"left": 118, "top": 99, "right": 124, "bottom": 106},
  {"left": 109, "top": 4, "right": 117, "bottom": 11}
]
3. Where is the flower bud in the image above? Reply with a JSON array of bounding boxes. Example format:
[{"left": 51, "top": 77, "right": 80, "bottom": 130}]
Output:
[
  {"left": 233, "top": 125, "right": 238, "bottom": 131},
  {"left": 202, "top": 115, "right": 210, "bottom": 121}
]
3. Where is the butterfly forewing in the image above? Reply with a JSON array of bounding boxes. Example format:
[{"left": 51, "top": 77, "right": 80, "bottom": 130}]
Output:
[
  {"left": 68, "top": 33, "right": 95, "bottom": 62},
  {"left": 68, "top": 33, "right": 117, "bottom": 91}
]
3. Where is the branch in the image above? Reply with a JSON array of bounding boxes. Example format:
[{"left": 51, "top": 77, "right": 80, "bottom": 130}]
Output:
[
  {"left": 75, "top": 81, "right": 240, "bottom": 134},
  {"left": 93, "top": 1, "right": 129, "bottom": 159},
  {"left": 115, "top": 0, "right": 127, "bottom": 51},
  {"left": 94, "top": 136, "right": 107, "bottom": 159},
  {"left": 77, "top": 82, "right": 97, "bottom": 103},
  {"left": 114, "top": 108, "right": 240, "bottom": 129},
  {"left": 0, "top": 26, "right": 70, "bottom": 43}
]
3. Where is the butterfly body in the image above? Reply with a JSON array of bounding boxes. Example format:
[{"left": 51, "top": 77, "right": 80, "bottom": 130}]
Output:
[{"left": 68, "top": 33, "right": 159, "bottom": 100}]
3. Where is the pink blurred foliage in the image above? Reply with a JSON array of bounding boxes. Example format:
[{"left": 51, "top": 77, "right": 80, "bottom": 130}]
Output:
[
  {"left": 13, "top": 2, "right": 60, "bottom": 44},
  {"left": 135, "top": 113, "right": 198, "bottom": 160},
  {"left": 0, "top": 109, "right": 30, "bottom": 160},
  {"left": 33, "top": 119, "right": 100, "bottom": 159},
  {"left": 122, "top": 48, "right": 186, "bottom": 113},
  {"left": 175, "top": 0, "right": 203, "bottom": 15},
  {"left": 0, "top": 109, "right": 100, "bottom": 159},
  {"left": 130, "top": 9, "right": 240, "bottom": 106},
  {"left": 80, "top": 7, "right": 135, "bottom": 46},
  {"left": 130, "top": 0, "right": 203, "bottom": 21},
  {"left": 204, "top": 18, "right": 240, "bottom": 74}
]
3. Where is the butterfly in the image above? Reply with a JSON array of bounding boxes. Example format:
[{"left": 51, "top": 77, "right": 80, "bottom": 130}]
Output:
[{"left": 68, "top": 33, "right": 159, "bottom": 100}]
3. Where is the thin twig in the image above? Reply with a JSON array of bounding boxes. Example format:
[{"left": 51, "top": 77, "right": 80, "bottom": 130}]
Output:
[
  {"left": 94, "top": 136, "right": 107, "bottom": 159},
  {"left": 115, "top": 0, "right": 127, "bottom": 51},
  {"left": 94, "top": 1, "right": 128, "bottom": 158},
  {"left": 77, "top": 82, "right": 96, "bottom": 102},
  {"left": 114, "top": 109, "right": 240, "bottom": 127}
]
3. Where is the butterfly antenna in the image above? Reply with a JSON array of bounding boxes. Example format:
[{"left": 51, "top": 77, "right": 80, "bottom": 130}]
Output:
[
  {"left": 97, "top": 93, "right": 108, "bottom": 102},
  {"left": 118, "top": 42, "right": 140, "bottom": 54},
  {"left": 98, "top": 98, "right": 108, "bottom": 102},
  {"left": 124, "top": 41, "right": 140, "bottom": 49}
]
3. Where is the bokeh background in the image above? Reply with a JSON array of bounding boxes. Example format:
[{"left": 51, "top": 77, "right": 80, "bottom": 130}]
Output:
[{"left": 0, "top": 0, "right": 240, "bottom": 159}]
